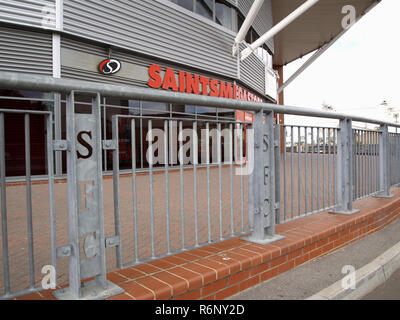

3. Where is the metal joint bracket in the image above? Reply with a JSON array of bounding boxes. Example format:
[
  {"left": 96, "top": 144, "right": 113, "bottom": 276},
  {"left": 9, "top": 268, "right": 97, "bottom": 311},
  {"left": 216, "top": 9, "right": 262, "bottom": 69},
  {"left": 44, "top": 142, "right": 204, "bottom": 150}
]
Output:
[
  {"left": 102, "top": 140, "right": 116, "bottom": 150},
  {"left": 56, "top": 245, "right": 72, "bottom": 258},
  {"left": 53, "top": 140, "right": 68, "bottom": 151},
  {"left": 105, "top": 236, "right": 120, "bottom": 248}
]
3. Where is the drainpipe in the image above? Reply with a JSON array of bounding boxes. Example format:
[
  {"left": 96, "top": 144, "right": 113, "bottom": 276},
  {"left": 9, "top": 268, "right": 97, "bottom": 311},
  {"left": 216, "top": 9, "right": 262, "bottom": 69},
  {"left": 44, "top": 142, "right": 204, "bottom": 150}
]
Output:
[{"left": 241, "top": 0, "right": 321, "bottom": 61}]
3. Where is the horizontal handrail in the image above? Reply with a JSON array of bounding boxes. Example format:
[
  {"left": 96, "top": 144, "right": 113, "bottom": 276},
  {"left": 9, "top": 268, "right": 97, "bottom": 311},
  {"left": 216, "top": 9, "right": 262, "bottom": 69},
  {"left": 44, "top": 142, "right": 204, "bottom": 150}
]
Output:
[{"left": 1, "top": 71, "right": 400, "bottom": 127}]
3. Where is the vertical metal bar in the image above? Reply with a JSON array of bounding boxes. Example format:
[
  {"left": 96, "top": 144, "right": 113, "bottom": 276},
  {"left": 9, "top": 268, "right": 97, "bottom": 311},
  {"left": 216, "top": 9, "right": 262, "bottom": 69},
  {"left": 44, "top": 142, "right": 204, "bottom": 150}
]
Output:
[
  {"left": 229, "top": 123, "right": 234, "bottom": 236},
  {"left": 297, "top": 126, "right": 301, "bottom": 216},
  {"left": 239, "top": 123, "right": 245, "bottom": 233},
  {"left": 0, "top": 112, "right": 10, "bottom": 295},
  {"left": 274, "top": 120, "right": 281, "bottom": 225},
  {"left": 366, "top": 130, "right": 369, "bottom": 196},
  {"left": 360, "top": 130, "right": 362, "bottom": 197},
  {"left": 368, "top": 130, "right": 371, "bottom": 195},
  {"left": 322, "top": 128, "right": 326, "bottom": 208},
  {"left": 354, "top": 130, "right": 357, "bottom": 199},
  {"left": 179, "top": 121, "right": 185, "bottom": 249},
  {"left": 218, "top": 122, "right": 223, "bottom": 240},
  {"left": 372, "top": 131, "right": 376, "bottom": 192},
  {"left": 357, "top": 130, "right": 361, "bottom": 199},
  {"left": 206, "top": 122, "right": 211, "bottom": 242},
  {"left": 140, "top": 103, "right": 144, "bottom": 169},
  {"left": 24, "top": 113, "right": 35, "bottom": 288},
  {"left": 193, "top": 121, "right": 199, "bottom": 247},
  {"left": 131, "top": 119, "right": 139, "bottom": 263},
  {"left": 316, "top": 128, "right": 320, "bottom": 210},
  {"left": 311, "top": 127, "right": 314, "bottom": 212},
  {"left": 333, "top": 128, "right": 337, "bottom": 205},
  {"left": 247, "top": 123, "right": 254, "bottom": 233},
  {"left": 283, "top": 126, "right": 287, "bottom": 221},
  {"left": 290, "top": 126, "right": 294, "bottom": 218},
  {"left": 66, "top": 92, "right": 80, "bottom": 297},
  {"left": 112, "top": 116, "right": 123, "bottom": 268},
  {"left": 148, "top": 119, "right": 155, "bottom": 258},
  {"left": 93, "top": 93, "right": 107, "bottom": 289},
  {"left": 328, "top": 128, "right": 331, "bottom": 207},
  {"left": 54, "top": 93, "right": 62, "bottom": 176},
  {"left": 304, "top": 127, "right": 308, "bottom": 214},
  {"left": 164, "top": 120, "right": 171, "bottom": 254},
  {"left": 363, "top": 130, "right": 366, "bottom": 197},
  {"left": 46, "top": 112, "right": 57, "bottom": 282},
  {"left": 377, "top": 129, "right": 380, "bottom": 192},
  {"left": 102, "top": 98, "right": 107, "bottom": 171}
]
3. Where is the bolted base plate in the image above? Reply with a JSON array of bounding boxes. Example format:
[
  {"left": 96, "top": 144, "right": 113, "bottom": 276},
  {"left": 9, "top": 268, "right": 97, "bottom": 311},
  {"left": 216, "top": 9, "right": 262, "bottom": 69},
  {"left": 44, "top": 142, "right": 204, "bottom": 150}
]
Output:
[
  {"left": 329, "top": 208, "right": 360, "bottom": 215},
  {"left": 52, "top": 280, "right": 124, "bottom": 300},
  {"left": 242, "top": 234, "right": 285, "bottom": 245}
]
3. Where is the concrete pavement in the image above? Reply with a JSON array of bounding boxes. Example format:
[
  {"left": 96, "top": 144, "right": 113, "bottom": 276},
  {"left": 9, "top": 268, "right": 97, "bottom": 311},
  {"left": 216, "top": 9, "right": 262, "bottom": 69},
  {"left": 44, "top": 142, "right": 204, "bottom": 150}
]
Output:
[{"left": 228, "top": 214, "right": 400, "bottom": 300}]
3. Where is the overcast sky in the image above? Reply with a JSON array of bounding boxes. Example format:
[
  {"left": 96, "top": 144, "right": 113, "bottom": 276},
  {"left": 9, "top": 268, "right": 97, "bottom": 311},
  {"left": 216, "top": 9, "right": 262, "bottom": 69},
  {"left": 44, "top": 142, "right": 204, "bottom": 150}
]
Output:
[{"left": 283, "top": 0, "right": 399, "bottom": 129}]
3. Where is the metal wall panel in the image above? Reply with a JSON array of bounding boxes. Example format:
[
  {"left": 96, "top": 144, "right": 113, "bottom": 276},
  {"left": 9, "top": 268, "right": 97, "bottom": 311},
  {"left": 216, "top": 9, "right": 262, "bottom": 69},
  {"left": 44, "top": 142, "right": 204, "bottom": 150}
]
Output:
[
  {"left": 0, "top": 25, "right": 53, "bottom": 75},
  {"left": 225, "top": 0, "right": 238, "bottom": 6},
  {"left": 62, "top": 0, "right": 238, "bottom": 79},
  {"left": 0, "top": 0, "right": 55, "bottom": 28},
  {"left": 237, "top": 0, "right": 274, "bottom": 53},
  {"left": 239, "top": 43, "right": 265, "bottom": 96},
  {"left": 61, "top": 36, "right": 236, "bottom": 89}
]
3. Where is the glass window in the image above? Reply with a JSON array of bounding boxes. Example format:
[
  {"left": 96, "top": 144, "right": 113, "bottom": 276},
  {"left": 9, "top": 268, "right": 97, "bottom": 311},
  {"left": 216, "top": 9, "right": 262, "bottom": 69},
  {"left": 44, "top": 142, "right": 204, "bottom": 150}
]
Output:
[
  {"left": 237, "top": 14, "right": 244, "bottom": 32},
  {"left": 215, "top": 1, "right": 232, "bottom": 30},
  {"left": 171, "top": 0, "right": 194, "bottom": 11},
  {"left": 196, "top": 0, "right": 213, "bottom": 20},
  {"left": 0, "top": 90, "right": 54, "bottom": 177},
  {"left": 217, "top": 108, "right": 234, "bottom": 119},
  {"left": 141, "top": 101, "right": 169, "bottom": 116},
  {"left": 196, "top": 106, "right": 217, "bottom": 119},
  {"left": 0, "top": 89, "right": 53, "bottom": 100}
]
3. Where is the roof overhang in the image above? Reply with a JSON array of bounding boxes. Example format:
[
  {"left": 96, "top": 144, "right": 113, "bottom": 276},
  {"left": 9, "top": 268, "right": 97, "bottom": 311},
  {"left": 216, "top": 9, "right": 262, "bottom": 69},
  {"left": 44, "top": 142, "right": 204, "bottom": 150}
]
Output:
[{"left": 272, "top": 0, "right": 381, "bottom": 67}]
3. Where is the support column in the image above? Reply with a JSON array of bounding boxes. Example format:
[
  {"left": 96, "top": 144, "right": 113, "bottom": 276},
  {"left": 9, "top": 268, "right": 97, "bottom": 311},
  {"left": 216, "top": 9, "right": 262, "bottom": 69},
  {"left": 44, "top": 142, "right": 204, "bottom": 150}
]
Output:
[
  {"left": 330, "top": 118, "right": 359, "bottom": 215},
  {"left": 275, "top": 65, "right": 285, "bottom": 153},
  {"left": 244, "top": 110, "right": 284, "bottom": 244},
  {"left": 375, "top": 124, "right": 393, "bottom": 198}
]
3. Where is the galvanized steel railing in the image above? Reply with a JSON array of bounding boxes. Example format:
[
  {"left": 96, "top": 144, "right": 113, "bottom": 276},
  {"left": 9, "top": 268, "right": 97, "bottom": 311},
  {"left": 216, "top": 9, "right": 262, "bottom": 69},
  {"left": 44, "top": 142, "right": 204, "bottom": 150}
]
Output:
[
  {"left": 0, "top": 72, "right": 400, "bottom": 299},
  {"left": 280, "top": 125, "right": 338, "bottom": 223}
]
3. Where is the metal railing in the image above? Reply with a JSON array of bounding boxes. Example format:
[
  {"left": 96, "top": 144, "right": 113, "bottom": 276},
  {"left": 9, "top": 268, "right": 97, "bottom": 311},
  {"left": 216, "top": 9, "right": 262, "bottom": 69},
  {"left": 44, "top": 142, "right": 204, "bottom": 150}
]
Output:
[
  {"left": 0, "top": 72, "right": 400, "bottom": 299},
  {"left": 280, "top": 125, "right": 338, "bottom": 223},
  {"left": 110, "top": 114, "right": 251, "bottom": 268},
  {"left": 353, "top": 129, "right": 380, "bottom": 200}
]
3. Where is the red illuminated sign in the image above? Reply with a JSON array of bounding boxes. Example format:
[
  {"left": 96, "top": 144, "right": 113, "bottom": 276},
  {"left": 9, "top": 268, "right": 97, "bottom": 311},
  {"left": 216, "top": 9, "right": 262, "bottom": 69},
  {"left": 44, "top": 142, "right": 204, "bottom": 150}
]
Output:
[{"left": 147, "top": 64, "right": 263, "bottom": 103}]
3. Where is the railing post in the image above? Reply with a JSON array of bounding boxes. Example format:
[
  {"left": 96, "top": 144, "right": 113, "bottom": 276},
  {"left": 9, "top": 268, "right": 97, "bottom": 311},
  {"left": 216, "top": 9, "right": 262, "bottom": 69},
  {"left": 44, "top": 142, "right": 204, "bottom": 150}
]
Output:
[
  {"left": 53, "top": 91, "right": 124, "bottom": 300},
  {"left": 330, "top": 118, "right": 359, "bottom": 215},
  {"left": 274, "top": 120, "right": 282, "bottom": 225},
  {"left": 375, "top": 124, "right": 393, "bottom": 198},
  {"left": 244, "top": 110, "right": 284, "bottom": 244}
]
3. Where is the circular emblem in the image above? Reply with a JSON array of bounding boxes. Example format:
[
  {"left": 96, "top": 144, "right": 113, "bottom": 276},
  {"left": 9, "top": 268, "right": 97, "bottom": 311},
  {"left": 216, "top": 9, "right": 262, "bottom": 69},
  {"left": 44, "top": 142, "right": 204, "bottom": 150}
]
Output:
[{"left": 98, "top": 58, "right": 121, "bottom": 75}]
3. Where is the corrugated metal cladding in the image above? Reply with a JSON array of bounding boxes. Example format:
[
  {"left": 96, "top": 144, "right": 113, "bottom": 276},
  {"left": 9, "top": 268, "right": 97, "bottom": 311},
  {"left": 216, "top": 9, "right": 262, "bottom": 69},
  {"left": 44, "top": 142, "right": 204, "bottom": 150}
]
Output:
[
  {"left": 239, "top": 43, "right": 265, "bottom": 96},
  {"left": 225, "top": 0, "right": 238, "bottom": 6},
  {"left": 61, "top": 36, "right": 236, "bottom": 89},
  {"left": 62, "top": 0, "right": 238, "bottom": 79},
  {"left": 237, "top": 0, "right": 274, "bottom": 53},
  {"left": 0, "top": 0, "right": 55, "bottom": 28},
  {"left": 0, "top": 25, "right": 53, "bottom": 75}
]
